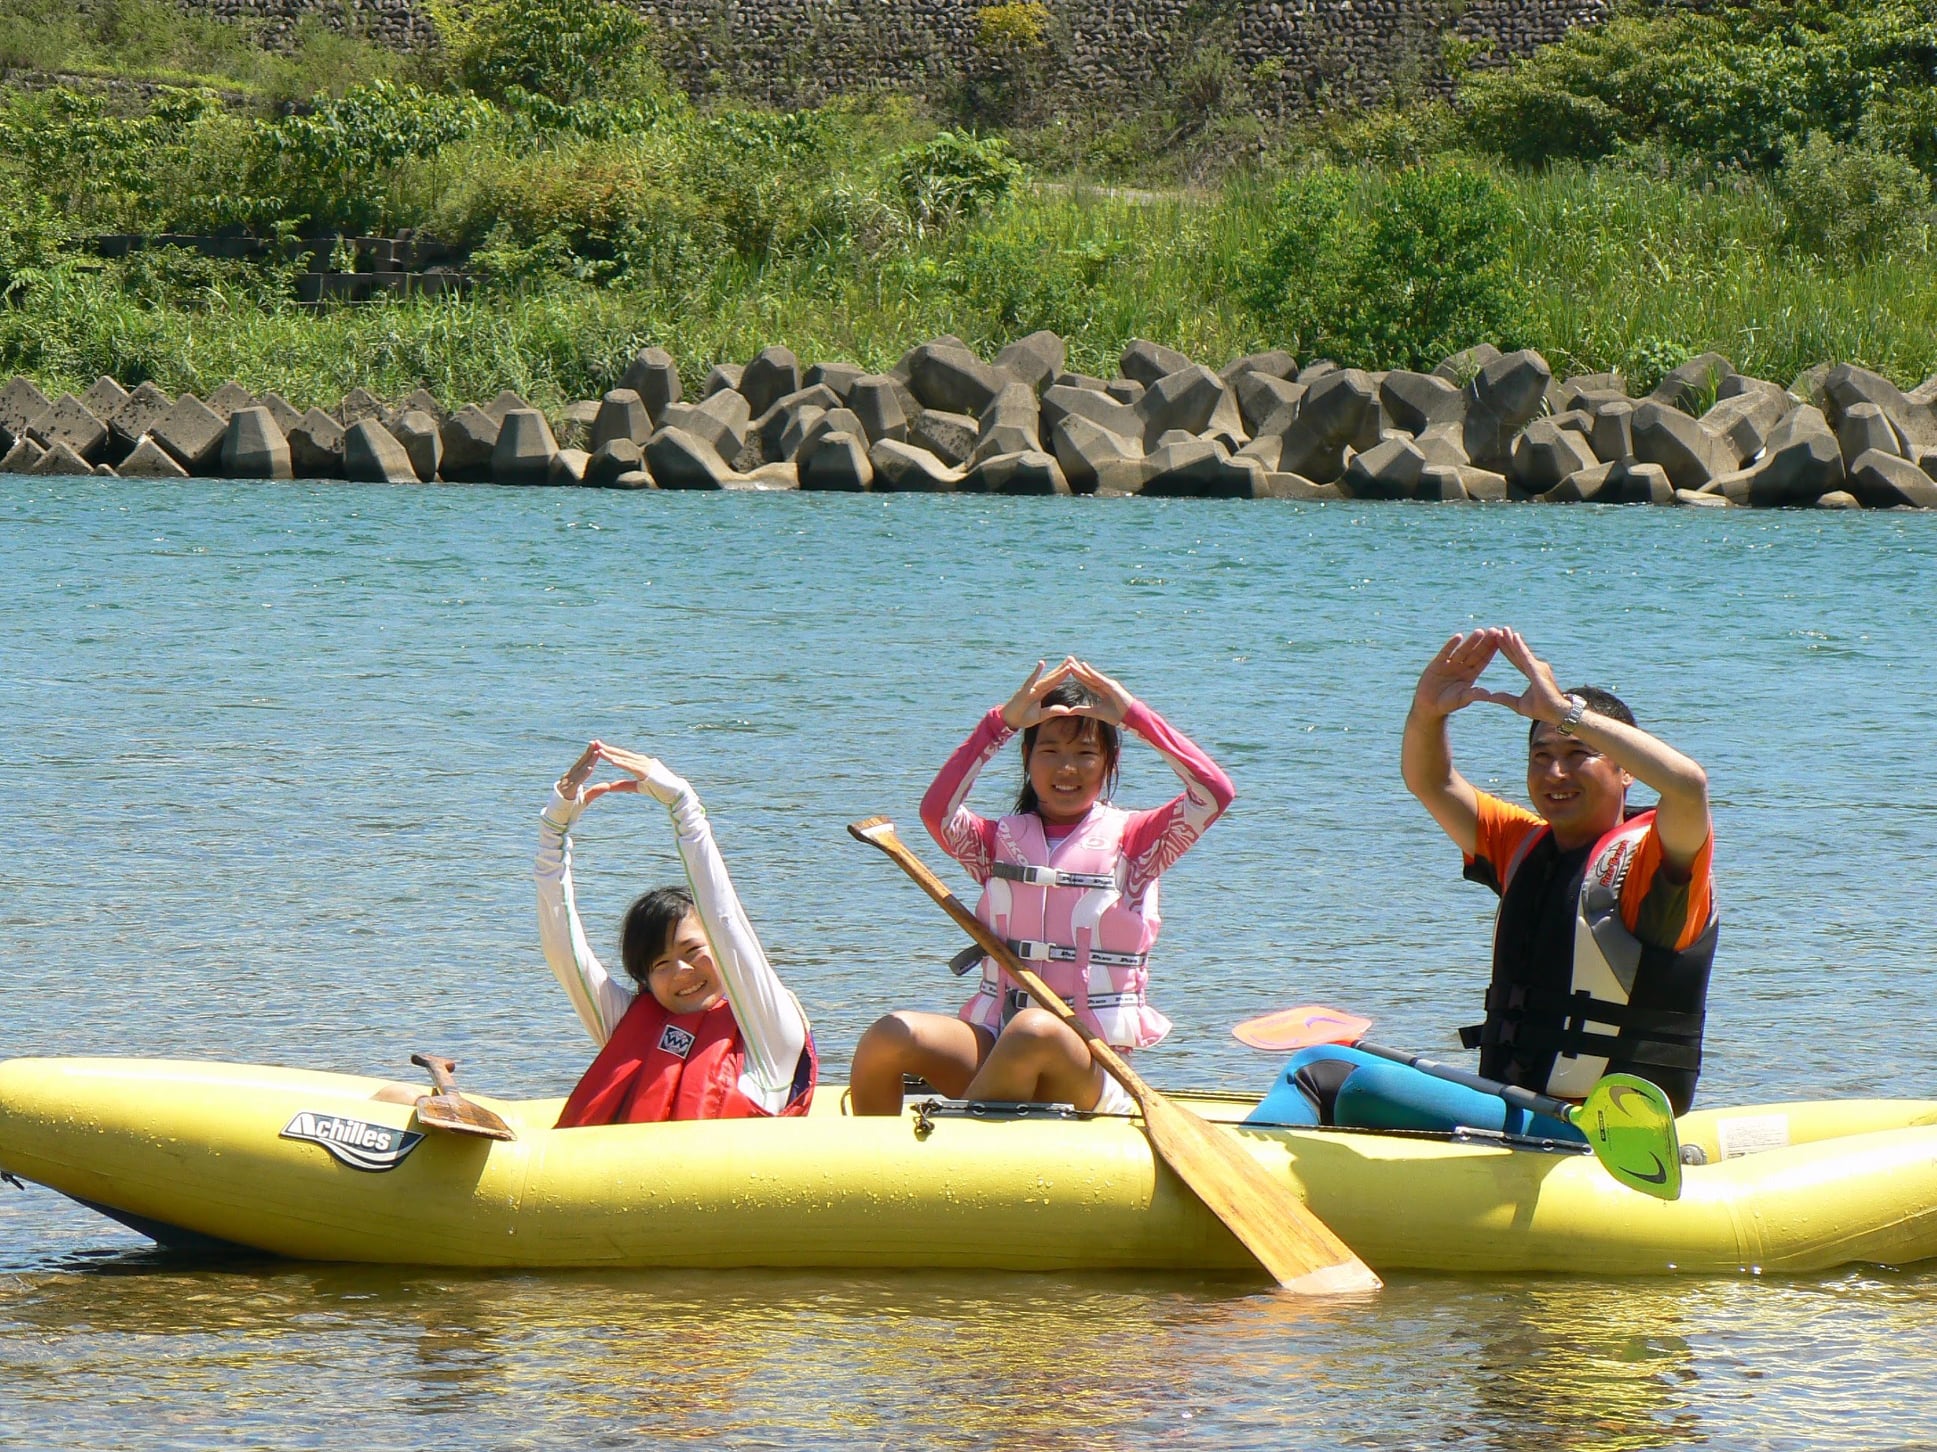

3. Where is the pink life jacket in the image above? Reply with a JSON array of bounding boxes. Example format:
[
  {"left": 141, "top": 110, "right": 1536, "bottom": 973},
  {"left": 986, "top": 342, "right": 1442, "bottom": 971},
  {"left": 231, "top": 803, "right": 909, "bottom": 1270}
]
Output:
[
  {"left": 555, "top": 994, "right": 817, "bottom": 1127},
  {"left": 958, "top": 805, "right": 1172, "bottom": 1050}
]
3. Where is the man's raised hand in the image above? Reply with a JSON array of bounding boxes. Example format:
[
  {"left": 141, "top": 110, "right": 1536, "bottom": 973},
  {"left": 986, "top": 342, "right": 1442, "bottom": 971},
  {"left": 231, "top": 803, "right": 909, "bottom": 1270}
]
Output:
[
  {"left": 1412, "top": 631, "right": 1506, "bottom": 721},
  {"left": 1465, "top": 629, "right": 1574, "bottom": 725}
]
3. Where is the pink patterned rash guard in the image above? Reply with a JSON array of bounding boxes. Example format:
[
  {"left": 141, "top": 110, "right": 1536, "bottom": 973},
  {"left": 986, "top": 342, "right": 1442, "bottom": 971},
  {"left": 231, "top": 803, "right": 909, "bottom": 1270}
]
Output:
[{"left": 920, "top": 701, "right": 1235, "bottom": 1046}]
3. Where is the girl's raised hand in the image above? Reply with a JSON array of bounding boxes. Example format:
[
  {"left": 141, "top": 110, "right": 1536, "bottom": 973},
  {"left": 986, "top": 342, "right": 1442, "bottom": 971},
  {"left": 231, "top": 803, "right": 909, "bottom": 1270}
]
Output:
[
  {"left": 1000, "top": 658, "right": 1075, "bottom": 731},
  {"left": 593, "top": 743, "right": 688, "bottom": 806},
  {"left": 556, "top": 740, "right": 640, "bottom": 806},
  {"left": 1060, "top": 660, "right": 1133, "bottom": 725},
  {"left": 558, "top": 743, "right": 601, "bottom": 796}
]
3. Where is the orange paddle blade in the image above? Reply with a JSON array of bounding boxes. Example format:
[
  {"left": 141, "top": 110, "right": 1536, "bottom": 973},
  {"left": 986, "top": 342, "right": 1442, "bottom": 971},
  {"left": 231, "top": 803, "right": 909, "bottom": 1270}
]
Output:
[{"left": 1233, "top": 1006, "right": 1372, "bottom": 1053}]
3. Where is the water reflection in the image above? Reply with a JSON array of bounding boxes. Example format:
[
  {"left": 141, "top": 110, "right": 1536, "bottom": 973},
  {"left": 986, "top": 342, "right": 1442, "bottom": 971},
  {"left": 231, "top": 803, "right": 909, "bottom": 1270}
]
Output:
[{"left": 4, "top": 1245, "right": 1936, "bottom": 1447}]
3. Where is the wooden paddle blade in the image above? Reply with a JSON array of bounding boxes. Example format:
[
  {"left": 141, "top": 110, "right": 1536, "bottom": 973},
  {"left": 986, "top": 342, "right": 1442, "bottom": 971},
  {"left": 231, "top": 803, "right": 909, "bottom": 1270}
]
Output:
[
  {"left": 848, "top": 816, "right": 895, "bottom": 844},
  {"left": 415, "top": 1092, "right": 516, "bottom": 1141},
  {"left": 408, "top": 1052, "right": 516, "bottom": 1141},
  {"left": 1574, "top": 1074, "right": 1682, "bottom": 1201},
  {"left": 1138, "top": 1089, "right": 1382, "bottom": 1294},
  {"left": 1232, "top": 1006, "right": 1374, "bottom": 1053}
]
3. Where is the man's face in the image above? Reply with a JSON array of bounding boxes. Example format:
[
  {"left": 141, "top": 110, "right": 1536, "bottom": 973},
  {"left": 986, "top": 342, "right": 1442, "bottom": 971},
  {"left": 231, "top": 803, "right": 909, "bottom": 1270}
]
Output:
[{"left": 1526, "top": 722, "right": 1630, "bottom": 845}]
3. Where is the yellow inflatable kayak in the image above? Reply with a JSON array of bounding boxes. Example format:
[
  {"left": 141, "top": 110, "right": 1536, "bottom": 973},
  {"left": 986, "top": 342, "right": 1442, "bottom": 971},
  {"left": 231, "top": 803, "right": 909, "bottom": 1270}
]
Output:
[{"left": 2, "top": 1056, "right": 1934, "bottom": 1276}]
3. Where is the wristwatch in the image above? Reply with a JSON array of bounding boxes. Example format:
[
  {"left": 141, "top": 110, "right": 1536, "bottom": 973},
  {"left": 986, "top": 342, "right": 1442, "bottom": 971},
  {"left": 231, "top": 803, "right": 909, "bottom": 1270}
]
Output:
[{"left": 1555, "top": 694, "right": 1589, "bottom": 737}]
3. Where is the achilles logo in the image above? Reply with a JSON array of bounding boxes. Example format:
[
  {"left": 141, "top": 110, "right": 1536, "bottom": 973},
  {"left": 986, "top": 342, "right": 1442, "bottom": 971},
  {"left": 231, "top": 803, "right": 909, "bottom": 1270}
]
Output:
[
  {"left": 659, "top": 1024, "right": 697, "bottom": 1059},
  {"left": 281, "top": 1111, "right": 425, "bottom": 1172}
]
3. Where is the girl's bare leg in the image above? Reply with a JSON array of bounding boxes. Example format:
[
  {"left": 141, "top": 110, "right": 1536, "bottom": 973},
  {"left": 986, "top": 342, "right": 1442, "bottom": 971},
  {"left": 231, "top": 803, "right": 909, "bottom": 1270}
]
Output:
[
  {"left": 848, "top": 1011, "right": 994, "bottom": 1115},
  {"left": 960, "top": 1008, "right": 1106, "bottom": 1110}
]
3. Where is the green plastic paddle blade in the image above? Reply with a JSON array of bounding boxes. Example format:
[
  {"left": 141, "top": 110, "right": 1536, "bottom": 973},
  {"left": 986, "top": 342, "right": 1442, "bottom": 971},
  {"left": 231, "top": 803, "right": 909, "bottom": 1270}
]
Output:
[{"left": 1574, "top": 1073, "right": 1683, "bottom": 1201}]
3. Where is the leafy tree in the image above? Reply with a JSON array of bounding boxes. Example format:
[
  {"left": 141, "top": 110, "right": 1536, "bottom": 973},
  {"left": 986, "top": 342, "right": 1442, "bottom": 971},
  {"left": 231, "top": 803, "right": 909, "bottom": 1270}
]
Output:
[
  {"left": 1458, "top": 0, "right": 1937, "bottom": 174},
  {"left": 425, "top": 0, "right": 668, "bottom": 107},
  {"left": 258, "top": 81, "right": 497, "bottom": 233},
  {"left": 1244, "top": 161, "right": 1527, "bottom": 370}
]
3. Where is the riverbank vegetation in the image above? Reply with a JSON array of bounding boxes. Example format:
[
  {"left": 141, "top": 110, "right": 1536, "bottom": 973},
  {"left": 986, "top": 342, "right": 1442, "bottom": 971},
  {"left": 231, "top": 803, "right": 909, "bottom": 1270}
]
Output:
[{"left": 1, "top": 0, "right": 1934, "bottom": 408}]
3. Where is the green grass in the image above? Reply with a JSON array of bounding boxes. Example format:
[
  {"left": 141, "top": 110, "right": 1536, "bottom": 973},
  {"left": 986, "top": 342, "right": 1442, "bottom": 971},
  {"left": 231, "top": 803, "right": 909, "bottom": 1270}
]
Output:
[
  {"left": 7, "top": 160, "right": 1935, "bottom": 412},
  {"left": 4, "top": 0, "right": 1936, "bottom": 409},
  {"left": 0, "top": 0, "right": 412, "bottom": 104}
]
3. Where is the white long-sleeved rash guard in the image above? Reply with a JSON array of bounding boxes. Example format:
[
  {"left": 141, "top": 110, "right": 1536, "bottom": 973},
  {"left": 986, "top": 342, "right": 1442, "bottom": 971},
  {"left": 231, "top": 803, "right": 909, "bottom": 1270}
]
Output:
[{"left": 534, "top": 774, "right": 808, "bottom": 1115}]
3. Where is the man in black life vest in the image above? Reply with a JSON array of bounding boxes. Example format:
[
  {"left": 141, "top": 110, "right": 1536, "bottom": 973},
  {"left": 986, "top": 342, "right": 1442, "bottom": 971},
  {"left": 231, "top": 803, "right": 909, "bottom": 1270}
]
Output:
[{"left": 1399, "top": 627, "right": 1716, "bottom": 1115}]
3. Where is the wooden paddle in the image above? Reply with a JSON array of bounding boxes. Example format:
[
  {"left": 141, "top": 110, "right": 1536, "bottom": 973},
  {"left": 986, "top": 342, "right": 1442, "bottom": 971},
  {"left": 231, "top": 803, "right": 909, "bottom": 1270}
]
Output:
[
  {"left": 410, "top": 1053, "right": 516, "bottom": 1141},
  {"left": 847, "top": 817, "right": 1381, "bottom": 1295},
  {"left": 1231, "top": 1006, "right": 1684, "bottom": 1200}
]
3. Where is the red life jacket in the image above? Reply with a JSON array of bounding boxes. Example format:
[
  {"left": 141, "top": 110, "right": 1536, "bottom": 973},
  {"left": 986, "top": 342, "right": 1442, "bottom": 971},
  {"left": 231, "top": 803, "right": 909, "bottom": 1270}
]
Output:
[{"left": 554, "top": 993, "right": 816, "bottom": 1127}]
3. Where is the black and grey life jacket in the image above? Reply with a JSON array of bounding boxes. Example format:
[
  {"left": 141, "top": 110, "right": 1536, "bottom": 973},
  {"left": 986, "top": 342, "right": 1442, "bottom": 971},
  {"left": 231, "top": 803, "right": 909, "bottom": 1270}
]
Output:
[{"left": 1460, "top": 809, "right": 1715, "bottom": 1114}]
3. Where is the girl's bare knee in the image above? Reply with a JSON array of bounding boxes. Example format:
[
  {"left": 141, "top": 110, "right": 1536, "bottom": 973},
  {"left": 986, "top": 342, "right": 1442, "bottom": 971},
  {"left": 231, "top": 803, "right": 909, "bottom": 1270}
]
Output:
[{"left": 1001, "top": 1007, "right": 1081, "bottom": 1052}]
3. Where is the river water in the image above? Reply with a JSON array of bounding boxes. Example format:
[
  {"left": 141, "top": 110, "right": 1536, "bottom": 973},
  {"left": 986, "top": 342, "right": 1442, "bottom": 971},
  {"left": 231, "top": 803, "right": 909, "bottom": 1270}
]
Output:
[{"left": 2, "top": 481, "right": 1934, "bottom": 1449}]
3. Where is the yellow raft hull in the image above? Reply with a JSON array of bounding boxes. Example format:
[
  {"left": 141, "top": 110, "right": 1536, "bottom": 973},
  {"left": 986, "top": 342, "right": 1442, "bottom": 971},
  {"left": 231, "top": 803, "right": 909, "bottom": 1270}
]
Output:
[{"left": 3, "top": 1057, "right": 1935, "bottom": 1277}]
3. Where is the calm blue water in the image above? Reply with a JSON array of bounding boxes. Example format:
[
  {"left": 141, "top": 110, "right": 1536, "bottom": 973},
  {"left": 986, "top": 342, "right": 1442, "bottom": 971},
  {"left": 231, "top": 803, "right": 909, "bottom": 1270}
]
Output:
[{"left": 3, "top": 480, "right": 1935, "bottom": 1449}]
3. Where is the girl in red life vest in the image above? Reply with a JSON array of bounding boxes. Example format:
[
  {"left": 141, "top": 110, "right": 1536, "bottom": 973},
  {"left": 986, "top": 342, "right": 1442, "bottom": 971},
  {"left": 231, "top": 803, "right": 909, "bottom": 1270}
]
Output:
[
  {"left": 848, "top": 658, "right": 1234, "bottom": 1116},
  {"left": 537, "top": 742, "right": 815, "bottom": 1127}
]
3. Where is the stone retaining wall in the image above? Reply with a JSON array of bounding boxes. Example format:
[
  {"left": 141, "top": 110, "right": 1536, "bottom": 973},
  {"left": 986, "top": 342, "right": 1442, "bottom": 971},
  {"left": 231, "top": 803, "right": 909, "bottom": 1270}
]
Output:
[
  {"left": 5, "top": 333, "right": 1934, "bottom": 508},
  {"left": 174, "top": 0, "right": 1605, "bottom": 115}
]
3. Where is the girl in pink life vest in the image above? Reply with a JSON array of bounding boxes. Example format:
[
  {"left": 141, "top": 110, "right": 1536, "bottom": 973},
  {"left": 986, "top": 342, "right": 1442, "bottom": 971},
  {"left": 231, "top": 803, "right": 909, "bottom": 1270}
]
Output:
[
  {"left": 848, "top": 658, "right": 1234, "bottom": 1116},
  {"left": 536, "top": 741, "right": 815, "bottom": 1127}
]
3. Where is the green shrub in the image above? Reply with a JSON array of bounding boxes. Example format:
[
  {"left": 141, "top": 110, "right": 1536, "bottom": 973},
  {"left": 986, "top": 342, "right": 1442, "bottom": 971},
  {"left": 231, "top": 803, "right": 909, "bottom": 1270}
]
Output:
[
  {"left": 1864, "top": 88, "right": 1937, "bottom": 177},
  {"left": 945, "top": 226, "right": 1126, "bottom": 338},
  {"left": 433, "top": 110, "right": 857, "bottom": 280},
  {"left": 1458, "top": 70, "right": 1624, "bottom": 168},
  {"left": 1167, "top": 46, "right": 1246, "bottom": 142},
  {"left": 1458, "top": 1, "right": 1937, "bottom": 174},
  {"left": 0, "top": 193, "right": 72, "bottom": 305},
  {"left": 1776, "top": 131, "right": 1933, "bottom": 260},
  {"left": 1310, "top": 100, "right": 1461, "bottom": 169},
  {"left": 0, "top": 86, "right": 230, "bottom": 231},
  {"left": 425, "top": 0, "right": 667, "bottom": 106},
  {"left": 435, "top": 137, "right": 705, "bottom": 281},
  {"left": 255, "top": 81, "right": 497, "bottom": 234},
  {"left": 1244, "top": 160, "right": 1526, "bottom": 370},
  {"left": 892, "top": 131, "right": 1024, "bottom": 231}
]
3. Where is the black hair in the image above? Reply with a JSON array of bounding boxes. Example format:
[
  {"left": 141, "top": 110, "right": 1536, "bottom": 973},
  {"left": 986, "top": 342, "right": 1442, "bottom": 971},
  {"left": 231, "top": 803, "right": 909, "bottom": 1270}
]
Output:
[
  {"left": 1013, "top": 679, "right": 1122, "bottom": 816},
  {"left": 619, "top": 885, "right": 696, "bottom": 989},
  {"left": 1530, "top": 685, "right": 1636, "bottom": 744}
]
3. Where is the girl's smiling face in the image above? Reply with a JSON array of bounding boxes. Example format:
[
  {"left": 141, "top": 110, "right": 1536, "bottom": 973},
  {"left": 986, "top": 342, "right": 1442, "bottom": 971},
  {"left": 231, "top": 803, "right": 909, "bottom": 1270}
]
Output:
[
  {"left": 1026, "top": 716, "right": 1111, "bottom": 827},
  {"left": 646, "top": 910, "right": 726, "bottom": 1015}
]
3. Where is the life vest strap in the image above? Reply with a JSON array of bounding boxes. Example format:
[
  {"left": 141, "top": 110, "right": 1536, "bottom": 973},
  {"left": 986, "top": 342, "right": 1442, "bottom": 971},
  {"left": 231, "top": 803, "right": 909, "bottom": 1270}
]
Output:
[
  {"left": 990, "top": 861, "right": 1118, "bottom": 891},
  {"left": 1463, "top": 1005, "right": 1704, "bottom": 1072},
  {"left": 1005, "top": 937, "right": 1149, "bottom": 969},
  {"left": 1477, "top": 986, "right": 1705, "bottom": 1037}
]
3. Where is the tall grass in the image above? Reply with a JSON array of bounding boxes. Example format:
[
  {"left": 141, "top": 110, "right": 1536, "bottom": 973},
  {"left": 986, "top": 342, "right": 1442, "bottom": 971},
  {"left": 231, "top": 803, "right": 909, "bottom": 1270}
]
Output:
[
  {"left": 7, "top": 162, "right": 1929, "bottom": 414},
  {"left": 7, "top": 159, "right": 1935, "bottom": 410},
  {"left": 0, "top": 0, "right": 411, "bottom": 102},
  {"left": 1503, "top": 163, "right": 1937, "bottom": 386}
]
